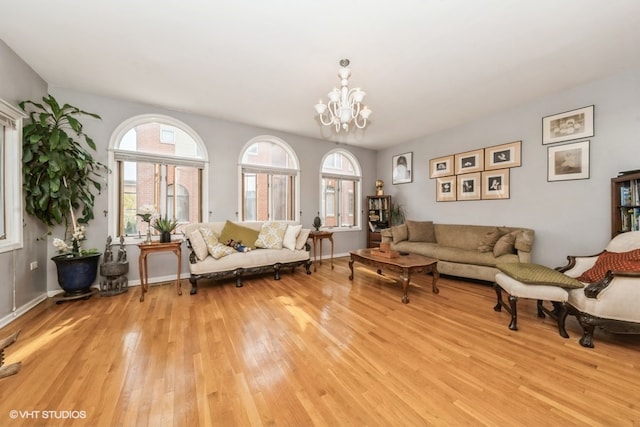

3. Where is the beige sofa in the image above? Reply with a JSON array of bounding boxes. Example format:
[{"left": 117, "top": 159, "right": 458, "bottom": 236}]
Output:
[
  {"left": 381, "top": 221, "right": 534, "bottom": 282},
  {"left": 184, "top": 221, "right": 312, "bottom": 294}
]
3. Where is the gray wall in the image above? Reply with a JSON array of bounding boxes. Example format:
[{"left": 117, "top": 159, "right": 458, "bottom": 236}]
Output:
[
  {"left": 377, "top": 67, "right": 640, "bottom": 268},
  {"left": 46, "top": 87, "right": 377, "bottom": 291},
  {"left": 0, "top": 40, "right": 48, "bottom": 326}
]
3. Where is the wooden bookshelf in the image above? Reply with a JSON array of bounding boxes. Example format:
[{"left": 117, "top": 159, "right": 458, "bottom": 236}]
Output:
[
  {"left": 611, "top": 171, "right": 640, "bottom": 238},
  {"left": 366, "top": 195, "right": 391, "bottom": 248}
]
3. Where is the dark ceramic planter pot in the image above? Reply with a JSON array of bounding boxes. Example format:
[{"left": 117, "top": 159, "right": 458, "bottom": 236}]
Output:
[
  {"left": 51, "top": 253, "right": 101, "bottom": 296},
  {"left": 160, "top": 231, "right": 172, "bottom": 243}
]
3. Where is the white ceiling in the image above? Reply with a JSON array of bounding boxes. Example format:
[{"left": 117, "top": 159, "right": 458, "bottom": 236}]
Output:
[{"left": 2, "top": 0, "right": 640, "bottom": 150}]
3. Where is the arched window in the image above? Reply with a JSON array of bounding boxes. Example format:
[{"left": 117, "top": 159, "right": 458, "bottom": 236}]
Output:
[
  {"left": 320, "top": 149, "right": 361, "bottom": 229},
  {"left": 109, "top": 115, "right": 207, "bottom": 238},
  {"left": 239, "top": 136, "right": 299, "bottom": 221}
]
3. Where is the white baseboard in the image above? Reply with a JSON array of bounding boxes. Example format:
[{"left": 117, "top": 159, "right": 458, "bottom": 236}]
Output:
[{"left": 0, "top": 294, "right": 48, "bottom": 329}]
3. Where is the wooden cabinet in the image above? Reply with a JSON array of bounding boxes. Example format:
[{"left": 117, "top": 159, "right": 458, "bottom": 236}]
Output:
[
  {"left": 366, "top": 195, "right": 391, "bottom": 248},
  {"left": 611, "top": 171, "right": 640, "bottom": 237}
]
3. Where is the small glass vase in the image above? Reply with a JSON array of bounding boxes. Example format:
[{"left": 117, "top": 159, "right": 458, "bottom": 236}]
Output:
[{"left": 145, "top": 227, "right": 152, "bottom": 244}]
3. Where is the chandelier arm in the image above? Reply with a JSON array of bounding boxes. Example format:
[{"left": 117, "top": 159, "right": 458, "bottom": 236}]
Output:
[{"left": 353, "top": 115, "right": 367, "bottom": 129}]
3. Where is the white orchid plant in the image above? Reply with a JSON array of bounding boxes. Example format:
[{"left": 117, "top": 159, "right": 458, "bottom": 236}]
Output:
[
  {"left": 52, "top": 201, "right": 98, "bottom": 257},
  {"left": 136, "top": 204, "right": 158, "bottom": 225},
  {"left": 52, "top": 224, "right": 98, "bottom": 257}
]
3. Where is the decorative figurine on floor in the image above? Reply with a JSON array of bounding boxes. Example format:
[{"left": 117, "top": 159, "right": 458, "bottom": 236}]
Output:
[
  {"left": 313, "top": 212, "right": 322, "bottom": 231},
  {"left": 99, "top": 235, "right": 129, "bottom": 296},
  {"left": 0, "top": 329, "right": 21, "bottom": 379}
]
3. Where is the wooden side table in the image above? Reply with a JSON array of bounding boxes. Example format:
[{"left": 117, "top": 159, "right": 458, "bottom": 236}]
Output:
[
  {"left": 309, "top": 230, "right": 334, "bottom": 272},
  {"left": 137, "top": 241, "right": 182, "bottom": 302}
]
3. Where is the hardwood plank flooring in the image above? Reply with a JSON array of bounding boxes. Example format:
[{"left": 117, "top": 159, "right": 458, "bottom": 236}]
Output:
[{"left": 0, "top": 257, "right": 639, "bottom": 426}]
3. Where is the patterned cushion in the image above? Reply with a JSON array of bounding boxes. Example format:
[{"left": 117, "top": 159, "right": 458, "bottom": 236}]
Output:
[
  {"left": 283, "top": 224, "right": 302, "bottom": 251},
  {"left": 219, "top": 220, "right": 260, "bottom": 250},
  {"left": 497, "top": 263, "right": 583, "bottom": 289},
  {"left": 255, "top": 221, "right": 289, "bottom": 249},
  {"left": 295, "top": 228, "right": 311, "bottom": 250},
  {"left": 208, "top": 243, "right": 235, "bottom": 259},
  {"left": 199, "top": 227, "right": 226, "bottom": 259},
  {"left": 577, "top": 249, "right": 640, "bottom": 283},
  {"left": 478, "top": 227, "right": 504, "bottom": 253},
  {"left": 493, "top": 230, "right": 519, "bottom": 257}
]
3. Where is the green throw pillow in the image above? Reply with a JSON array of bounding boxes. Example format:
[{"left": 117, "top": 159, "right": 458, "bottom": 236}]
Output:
[
  {"left": 219, "top": 221, "right": 260, "bottom": 250},
  {"left": 497, "top": 263, "right": 583, "bottom": 289}
]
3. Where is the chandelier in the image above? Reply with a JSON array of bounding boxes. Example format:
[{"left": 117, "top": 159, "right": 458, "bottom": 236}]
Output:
[{"left": 314, "top": 59, "right": 372, "bottom": 132}]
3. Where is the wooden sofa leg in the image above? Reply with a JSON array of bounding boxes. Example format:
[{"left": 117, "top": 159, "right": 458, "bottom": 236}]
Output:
[
  {"left": 235, "top": 268, "right": 244, "bottom": 288},
  {"left": 536, "top": 300, "right": 546, "bottom": 318},
  {"left": 274, "top": 263, "right": 281, "bottom": 280},
  {"left": 508, "top": 295, "right": 518, "bottom": 331},
  {"left": 305, "top": 259, "right": 312, "bottom": 275},
  {"left": 493, "top": 283, "right": 503, "bottom": 312},
  {"left": 189, "top": 277, "right": 198, "bottom": 295},
  {"left": 558, "top": 302, "right": 570, "bottom": 339}
]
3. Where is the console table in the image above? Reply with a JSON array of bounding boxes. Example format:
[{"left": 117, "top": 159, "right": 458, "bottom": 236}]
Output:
[{"left": 137, "top": 240, "right": 182, "bottom": 302}]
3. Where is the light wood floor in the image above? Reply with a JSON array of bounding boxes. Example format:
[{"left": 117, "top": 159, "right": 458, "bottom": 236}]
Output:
[{"left": 1, "top": 257, "right": 639, "bottom": 426}]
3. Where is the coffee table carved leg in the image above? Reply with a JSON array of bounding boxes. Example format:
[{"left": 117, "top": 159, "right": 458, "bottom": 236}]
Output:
[
  {"left": 348, "top": 257, "right": 354, "bottom": 280},
  {"left": 401, "top": 269, "right": 410, "bottom": 304},
  {"left": 431, "top": 266, "right": 440, "bottom": 294}
]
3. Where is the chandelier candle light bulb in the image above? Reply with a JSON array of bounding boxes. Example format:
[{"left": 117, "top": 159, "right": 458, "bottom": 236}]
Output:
[{"left": 314, "top": 59, "right": 372, "bottom": 132}]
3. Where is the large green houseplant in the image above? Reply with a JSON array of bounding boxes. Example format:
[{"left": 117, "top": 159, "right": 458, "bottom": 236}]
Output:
[{"left": 20, "top": 95, "right": 108, "bottom": 297}]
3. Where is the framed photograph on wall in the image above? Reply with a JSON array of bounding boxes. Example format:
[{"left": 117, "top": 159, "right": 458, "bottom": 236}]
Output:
[
  {"left": 484, "top": 141, "right": 521, "bottom": 170},
  {"left": 392, "top": 152, "right": 413, "bottom": 184},
  {"left": 436, "top": 176, "right": 457, "bottom": 202},
  {"left": 548, "top": 140, "right": 590, "bottom": 182},
  {"left": 454, "top": 149, "right": 484, "bottom": 174},
  {"left": 456, "top": 172, "right": 481, "bottom": 201},
  {"left": 542, "top": 105, "right": 594, "bottom": 145},
  {"left": 481, "top": 169, "right": 510, "bottom": 200},
  {"left": 429, "top": 155, "right": 454, "bottom": 178}
]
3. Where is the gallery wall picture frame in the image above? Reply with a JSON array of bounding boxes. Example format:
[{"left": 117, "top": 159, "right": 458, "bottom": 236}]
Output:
[
  {"left": 456, "top": 172, "right": 481, "bottom": 201},
  {"left": 481, "top": 168, "right": 510, "bottom": 200},
  {"left": 392, "top": 152, "right": 413, "bottom": 184},
  {"left": 547, "top": 140, "right": 590, "bottom": 182},
  {"left": 429, "top": 155, "right": 454, "bottom": 179},
  {"left": 454, "top": 149, "right": 484, "bottom": 175},
  {"left": 484, "top": 141, "right": 521, "bottom": 170},
  {"left": 542, "top": 105, "right": 594, "bottom": 145},
  {"left": 436, "top": 176, "right": 457, "bottom": 202}
]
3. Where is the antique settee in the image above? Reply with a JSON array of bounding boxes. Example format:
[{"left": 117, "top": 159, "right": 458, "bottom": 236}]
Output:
[
  {"left": 184, "top": 220, "right": 312, "bottom": 294},
  {"left": 380, "top": 221, "right": 535, "bottom": 282}
]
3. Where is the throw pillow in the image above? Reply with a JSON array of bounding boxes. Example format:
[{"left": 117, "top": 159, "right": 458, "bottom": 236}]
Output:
[
  {"left": 493, "top": 230, "right": 519, "bottom": 257},
  {"left": 295, "top": 228, "right": 311, "bottom": 250},
  {"left": 497, "top": 263, "right": 583, "bottom": 289},
  {"left": 209, "top": 243, "right": 236, "bottom": 259},
  {"left": 577, "top": 249, "right": 640, "bottom": 283},
  {"left": 255, "top": 221, "right": 289, "bottom": 249},
  {"left": 391, "top": 224, "right": 408, "bottom": 244},
  {"left": 283, "top": 224, "right": 303, "bottom": 251},
  {"left": 187, "top": 227, "right": 209, "bottom": 261},
  {"left": 478, "top": 227, "right": 505, "bottom": 253},
  {"left": 406, "top": 220, "right": 436, "bottom": 243},
  {"left": 219, "top": 220, "right": 260, "bottom": 250}
]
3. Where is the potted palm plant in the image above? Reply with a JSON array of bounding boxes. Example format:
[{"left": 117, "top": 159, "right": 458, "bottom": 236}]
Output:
[
  {"left": 152, "top": 216, "right": 178, "bottom": 243},
  {"left": 20, "top": 95, "right": 108, "bottom": 298}
]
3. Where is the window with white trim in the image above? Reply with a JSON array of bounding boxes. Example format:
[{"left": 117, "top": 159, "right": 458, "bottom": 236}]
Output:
[
  {"left": 111, "top": 117, "right": 207, "bottom": 237},
  {"left": 320, "top": 150, "right": 361, "bottom": 229},
  {"left": 240, "top": 136, "right": 299, "bottom": 221},
  {"left": 0, "top": 100, "right": 24, "bottom": 252}
]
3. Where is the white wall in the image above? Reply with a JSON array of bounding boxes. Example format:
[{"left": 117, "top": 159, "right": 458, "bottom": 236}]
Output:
[
  {"left": 377, "top": 67, "right": 640, "bottom": 267},
  {"left": 0, "top": 40, "right": 48, "bottom": 326}
]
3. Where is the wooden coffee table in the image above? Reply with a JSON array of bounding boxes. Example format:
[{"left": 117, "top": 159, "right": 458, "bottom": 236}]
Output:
[{"left": 348, "top": 249, "right": 439, "bottom": 304}]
